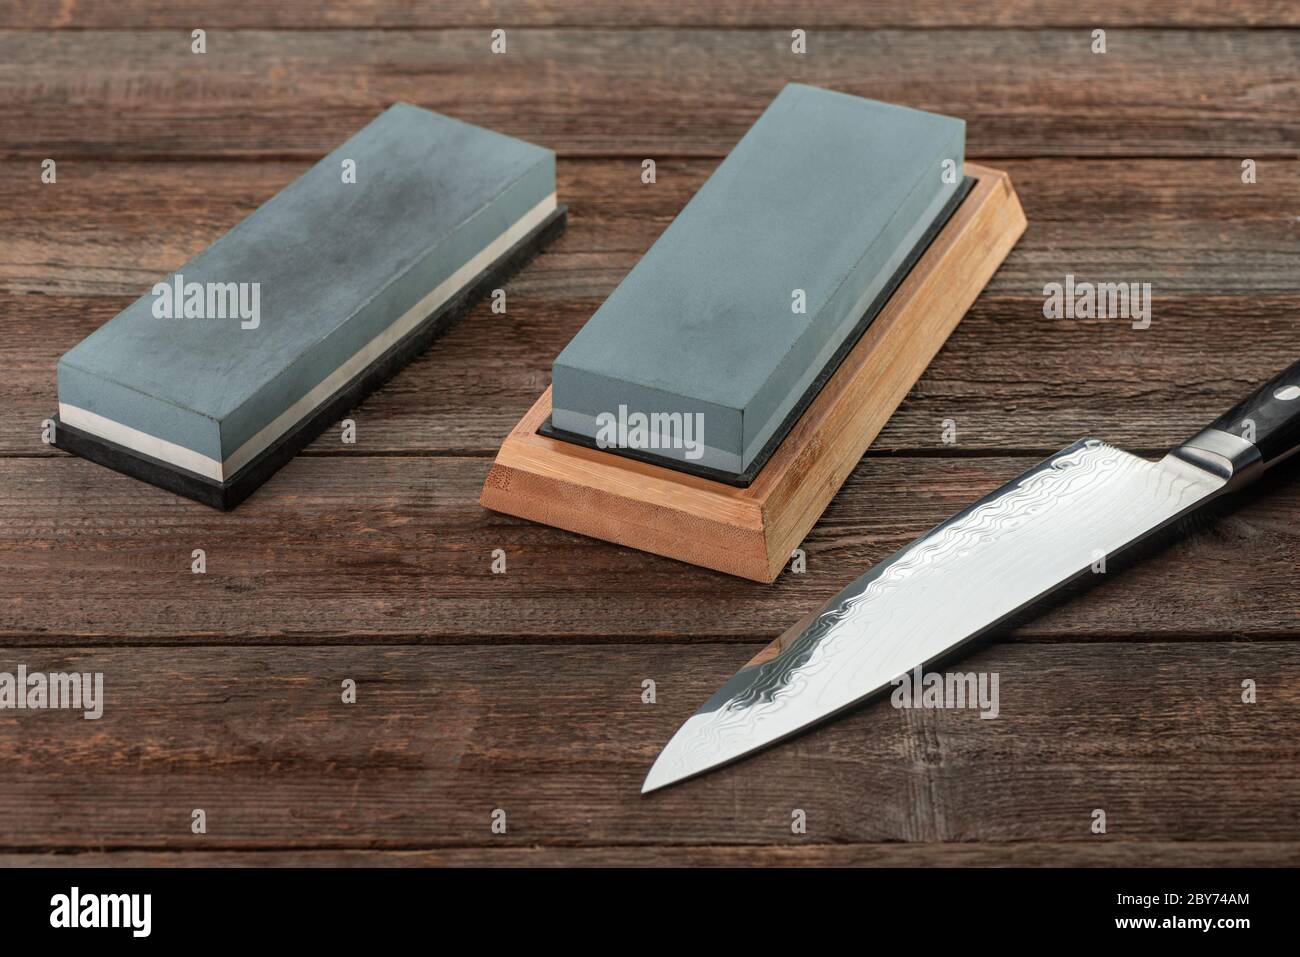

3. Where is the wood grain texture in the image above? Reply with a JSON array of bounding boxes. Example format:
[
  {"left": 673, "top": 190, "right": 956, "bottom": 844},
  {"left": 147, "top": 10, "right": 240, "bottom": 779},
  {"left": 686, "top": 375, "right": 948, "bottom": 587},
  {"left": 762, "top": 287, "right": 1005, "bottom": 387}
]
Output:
[
  {"left": 5, "top": 843, "right": 1300, "bottom": 866},
  {"left": 7, "top": 158, "right": 1299, "bottom": 300},
  {"left": 2, "top": 158, "right": 1296, "bottom": 459},
  {"left": 0, "top": 642, "right": 1295, "bottom": 849},
  {"left": 1, "top": 454, "right": 1296, "bottom": 643},
  {"left": 0, "top": 5, "right": 1297, "bottom": 866},
  {"left": 481, "top": 165, "right": 1026, "bottom": 580},
  {"left": 6, "top": 1, "right": 1299, "bottom": 29},
  {"left": 483, "top": 388, "right": 771, "bottom": 580},
  {"left": 7, "top": 293, "right": 1298, "bottom": 458},
  {"left": 2, "top": 29, "right": 1298, "bottom": 158}
]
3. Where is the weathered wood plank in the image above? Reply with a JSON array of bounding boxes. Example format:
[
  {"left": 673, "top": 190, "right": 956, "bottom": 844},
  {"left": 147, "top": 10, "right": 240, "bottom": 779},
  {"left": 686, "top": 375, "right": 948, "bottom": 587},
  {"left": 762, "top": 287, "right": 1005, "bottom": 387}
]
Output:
[
  {"left": 2, "top": 842, "right": 1298, "bottom": 866},
  {"left": 0, "top": 643, "right": 1294, "bottom": 847},
  {"left": 1, "top": 30, "right": 1297, "bottom": 157},
  {"left": 0, "top": 455, "right": 1295, "bottom": 641},
  {"left": 3, "top": 158, "right": 1298, "bottom": 456},
  {"left": 8, "top": 158, "right": 1297, "bottom": 299},
  {"left": 9, "top": 293, "right": 1297, "bottom": 458},
  {"left": 6, "top": 1, "right": 1298, "bottom": 30}
]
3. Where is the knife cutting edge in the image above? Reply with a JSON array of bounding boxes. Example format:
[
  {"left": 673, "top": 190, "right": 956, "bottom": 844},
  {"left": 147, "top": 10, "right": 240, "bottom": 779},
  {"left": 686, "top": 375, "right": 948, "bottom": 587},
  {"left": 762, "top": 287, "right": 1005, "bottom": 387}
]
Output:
[{"left": 642, "top": 360, "right": 1300, "bottom": 793}]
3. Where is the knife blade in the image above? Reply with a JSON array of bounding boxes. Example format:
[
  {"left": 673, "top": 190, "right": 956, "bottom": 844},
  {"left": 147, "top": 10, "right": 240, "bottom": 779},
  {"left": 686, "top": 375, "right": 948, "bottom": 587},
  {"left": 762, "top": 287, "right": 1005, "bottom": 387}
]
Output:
[{"left": 643, "top": 360, "right": 1300, "bottom": 793}]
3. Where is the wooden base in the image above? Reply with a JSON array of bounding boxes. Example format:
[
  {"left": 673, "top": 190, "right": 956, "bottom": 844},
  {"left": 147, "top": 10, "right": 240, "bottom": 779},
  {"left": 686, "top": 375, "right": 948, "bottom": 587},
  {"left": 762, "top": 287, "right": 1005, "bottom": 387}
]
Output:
[{"left": 480, "top": 164, "right": 1026, "bottom": 582}]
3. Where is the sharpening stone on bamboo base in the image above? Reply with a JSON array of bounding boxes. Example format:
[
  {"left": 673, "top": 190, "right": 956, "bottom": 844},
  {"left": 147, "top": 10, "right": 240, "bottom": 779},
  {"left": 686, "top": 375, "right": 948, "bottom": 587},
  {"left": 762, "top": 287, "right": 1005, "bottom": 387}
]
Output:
[
  {"left": 549, "top": 83, "right": 966, "bottom": 479},
  {"left": 481, "top": 83, "right": 1026, "bottom": 582},
  {"left": 54, "top": 102, "right": 566, "bottom": 509}
]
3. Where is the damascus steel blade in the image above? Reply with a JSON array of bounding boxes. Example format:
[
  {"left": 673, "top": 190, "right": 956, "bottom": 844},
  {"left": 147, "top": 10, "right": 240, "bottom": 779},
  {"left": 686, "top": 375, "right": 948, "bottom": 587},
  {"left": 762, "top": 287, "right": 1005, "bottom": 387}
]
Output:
[{"left": 643, "top": 439, "right": 1229, "bottom": 793}]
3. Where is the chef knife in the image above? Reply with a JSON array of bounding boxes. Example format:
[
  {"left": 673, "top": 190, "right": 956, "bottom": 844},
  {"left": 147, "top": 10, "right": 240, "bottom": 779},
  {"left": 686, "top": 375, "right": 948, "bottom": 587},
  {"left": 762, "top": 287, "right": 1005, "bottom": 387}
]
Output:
[{"left": 643, "top": 360, "right": 1300, "bottom": 793}]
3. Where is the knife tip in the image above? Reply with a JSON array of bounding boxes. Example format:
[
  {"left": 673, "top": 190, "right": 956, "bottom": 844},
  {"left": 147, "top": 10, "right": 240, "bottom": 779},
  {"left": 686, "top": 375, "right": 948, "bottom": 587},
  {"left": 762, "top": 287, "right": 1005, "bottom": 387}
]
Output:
[{"left": 640, "top": 755, "right": 677, "bottom": 795}]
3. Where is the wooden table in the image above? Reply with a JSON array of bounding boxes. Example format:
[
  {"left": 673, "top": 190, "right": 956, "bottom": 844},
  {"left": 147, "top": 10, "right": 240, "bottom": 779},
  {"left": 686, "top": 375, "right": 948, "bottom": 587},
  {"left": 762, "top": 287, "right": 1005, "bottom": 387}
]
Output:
[{"left": 1, "top": 1, "right": 1297, "bottom": 867}]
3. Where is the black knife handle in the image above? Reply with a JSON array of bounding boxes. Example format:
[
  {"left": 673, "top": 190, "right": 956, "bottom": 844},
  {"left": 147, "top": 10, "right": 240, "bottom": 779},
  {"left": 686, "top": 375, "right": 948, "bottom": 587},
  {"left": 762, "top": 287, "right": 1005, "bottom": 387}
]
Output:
[{"left": 1198, "top": 359, "right": 1300, "bottom": 472}]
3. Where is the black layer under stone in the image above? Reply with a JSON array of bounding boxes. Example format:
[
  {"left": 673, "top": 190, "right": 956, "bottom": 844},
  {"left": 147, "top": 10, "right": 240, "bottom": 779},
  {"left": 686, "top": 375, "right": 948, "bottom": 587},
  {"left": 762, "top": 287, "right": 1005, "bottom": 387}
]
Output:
[
  {"left": 538, "top": 177, "right": 976, "bottom": 488},
  {"left": 53, "top": 206, "right": 568, "bottom": 510}
]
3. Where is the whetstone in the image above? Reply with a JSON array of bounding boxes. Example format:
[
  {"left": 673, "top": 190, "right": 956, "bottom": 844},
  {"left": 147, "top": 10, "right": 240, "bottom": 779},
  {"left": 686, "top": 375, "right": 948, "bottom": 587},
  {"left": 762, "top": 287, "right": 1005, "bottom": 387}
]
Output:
[
  {"left": 549, "top": 83, "right": 964, "bottom": 479},
  {"left": 481, "top": 163, "right": 1026, "bottom": 581},
  {"left": 54, "top": 102, "right": 566, "bottom": 509}
]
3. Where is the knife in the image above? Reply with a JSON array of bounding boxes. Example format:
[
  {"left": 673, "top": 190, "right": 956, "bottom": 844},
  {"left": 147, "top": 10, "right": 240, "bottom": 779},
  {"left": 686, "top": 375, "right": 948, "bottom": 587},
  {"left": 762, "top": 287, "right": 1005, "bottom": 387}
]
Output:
[{"left": 643, "top": 360, "right": 1300, "bottom": 793}]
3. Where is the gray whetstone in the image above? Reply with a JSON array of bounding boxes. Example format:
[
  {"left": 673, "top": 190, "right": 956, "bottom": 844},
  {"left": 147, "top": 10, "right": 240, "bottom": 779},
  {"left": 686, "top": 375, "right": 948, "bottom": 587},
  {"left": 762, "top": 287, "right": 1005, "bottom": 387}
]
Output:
[
  {"left": 551, "top": 83, "right": 965, "bottom": 475},
  {"left": 57, "top": 102, "right": 557, "bottom": 486}
]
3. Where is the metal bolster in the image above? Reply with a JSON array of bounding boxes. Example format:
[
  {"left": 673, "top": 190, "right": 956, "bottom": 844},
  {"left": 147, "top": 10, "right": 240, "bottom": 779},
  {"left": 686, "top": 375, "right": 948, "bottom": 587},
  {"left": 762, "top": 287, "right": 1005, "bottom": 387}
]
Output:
[{"left": 1171, "top": 428, "right": 1263, "bottom": 489}]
